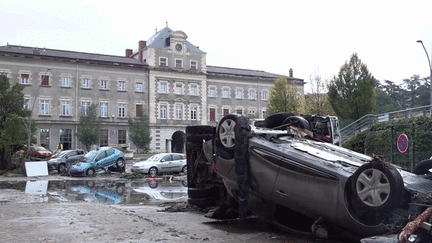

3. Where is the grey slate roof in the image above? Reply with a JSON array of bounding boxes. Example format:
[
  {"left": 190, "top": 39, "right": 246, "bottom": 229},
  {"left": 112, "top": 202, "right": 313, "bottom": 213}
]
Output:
[
  {"left": 0, "top": 44, "right": 147, "bottom": 68},
  {"left": 207, "top": 65, "right": 304, "bottom": 82},
  {"left": 146, "top": 27, "right": 205, "bottom": 54}
]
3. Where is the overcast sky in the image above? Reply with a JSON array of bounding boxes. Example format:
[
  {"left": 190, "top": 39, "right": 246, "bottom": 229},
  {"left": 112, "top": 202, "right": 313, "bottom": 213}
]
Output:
[{"left": 1, "top": 0, "right": 432, "bottom": 93}]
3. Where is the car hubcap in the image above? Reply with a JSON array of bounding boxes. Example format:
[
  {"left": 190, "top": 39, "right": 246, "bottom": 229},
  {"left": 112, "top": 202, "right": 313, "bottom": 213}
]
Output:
[
  {"left": 219, "top": 119, "right": 236, "bottom": 148},
  {"left": 150, "top": 168, "right": 156, "bottom": 175},
  {"left": 118, "top": 159, "right": 124, "bottom": 167},
  {"left": 356, "top": 168, "right": 390, "bottom": 207}
]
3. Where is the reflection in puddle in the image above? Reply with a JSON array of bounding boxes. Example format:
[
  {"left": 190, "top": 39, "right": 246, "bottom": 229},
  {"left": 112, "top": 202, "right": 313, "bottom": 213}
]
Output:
[{"left": 0, "top": 179, "right": 188, "bottom": 205}]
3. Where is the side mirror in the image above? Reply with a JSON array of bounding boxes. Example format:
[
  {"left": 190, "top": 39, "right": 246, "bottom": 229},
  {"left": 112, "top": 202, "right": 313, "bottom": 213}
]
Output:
[{"left": 161, "top": 159, "right": 165, "bottom": 162}]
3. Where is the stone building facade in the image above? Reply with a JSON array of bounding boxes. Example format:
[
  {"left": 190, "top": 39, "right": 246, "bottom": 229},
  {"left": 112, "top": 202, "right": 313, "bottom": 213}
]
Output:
[{"left": 0, "top": 27, "right": 304, "bottom": 153}]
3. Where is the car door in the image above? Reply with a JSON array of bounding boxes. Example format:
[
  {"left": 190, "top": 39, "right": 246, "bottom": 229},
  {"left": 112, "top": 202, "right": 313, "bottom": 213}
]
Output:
[
  {"left": 95, "top": 150, "right": 108, "bottom": 169},
  {"left": 66, "top": 151, "right": 78, "bottom": 164},
  {"left": 159, "top": 154, "right": 173, "bottom": 173},
  {"left": 170, "top": 154, "right": 184, "bottom": 172}
]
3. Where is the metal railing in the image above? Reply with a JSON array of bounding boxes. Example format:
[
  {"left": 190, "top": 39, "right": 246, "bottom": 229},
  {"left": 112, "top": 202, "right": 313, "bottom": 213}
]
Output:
[{"left": 340, "top": 105, "right": 432, "bottom": 143}]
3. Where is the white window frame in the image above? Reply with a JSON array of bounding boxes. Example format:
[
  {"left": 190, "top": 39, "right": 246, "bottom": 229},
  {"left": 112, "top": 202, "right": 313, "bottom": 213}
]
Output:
[
  {"left": 235, "top": 88, "right": 243, "bottom": 99},
  {"left": 175, "top": 83, "right": 183, "bottom": 95},
  {"left": 175, "top": 59, "right": 183, "bottom": 68},
  {"left": 61, "top": 100, "right": 71, "bottom": 116},
  {"left": 160, "top": 104, "right": 167, "bottom": 120},
  {"left": 40, "top": 99, "right": 50, "bottom": 115},
  {"left": 190, "top": 106, "right": 197, "bottom": 120},
  {"left": 159, "top": 82, "right": 168, "bottom": 93},
  {"left": 20, "top": 73, "right": 30, "bottom": 85},
  {"left": 100, "top": 102, "right": 108, "bottom": 117},
  {"left": 82, "top": 78, "right": 90, "bottom": 88},
  {"left": 23, "top": 98, "right": 30, "bottom": 110},
  {"left": 135, "top": 82, "right": 143, "bottom": 92},
  {"left": 190, "top": 61, "right": 197, "bottom": 70},
  {"left": 118, "top": 81, "right": 126, "bottom": 91},
  {"left": 159, "top": 57, "right": 167, "bottom": 67},
  {"left": 175, "top": 105, "right": 183, "bottom": 120},
  {"left": 100, "top": 80, "right": 108, "bottom": 90},
  {"left": 61, "top": 77, "right": 70, "bottom": 87},
  {"left": 208, "top": 86, "right": 216, "bottom": 97},
  {"left": 82, "top": 101, "right": 90, "bottom": 116},
  {"left": 261, "top": 90, "right": 269, "bottom": 100},
  {"left": 248, "top": 89, "right": 256, "bottom": 100},
  {"left": 190, "top": 84, "right": 198, "bottom": 96},
  {"left": 118, "top": 103, "right": 126, "bottom": 118},
  {"left": 222, "top": 87, "right": 230, "bottom": 98}
]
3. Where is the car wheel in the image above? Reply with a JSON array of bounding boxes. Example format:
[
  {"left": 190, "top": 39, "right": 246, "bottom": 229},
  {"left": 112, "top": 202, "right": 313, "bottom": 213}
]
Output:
[
  {"left": 116, "top": 184, "right": 125, "bottom": 195},
  {"left": 413, "top": 159, "right": 432, "bottom": 175},
  {"left": 351, "top": 162, "right": 404, "bottom": 211},
  {"left": 264, "top": 112, "right": 296, "bottom": 129},
  {"left": 86, "top": 168, "right": 96, "bottom": 176},
  {"left": 216, "top": 144, "right": 234, "bottom": 160},
  {"left": 181, "top": 165, "right": 187, "bottom": 173},
  {"left": 282, "top": 116, "right": 311, "bottom": 130},
  {"left": 116, "top": 158, "right": 125, "bottom": 168},
  {"left": 57, "top": 163, "right": 66, "bottom": 173},
  {"left": 217, "top": 114, "right": 239, "bottom": 151},
  {"left": 149, "top": 167, "right": 158, "bottom": 176}
]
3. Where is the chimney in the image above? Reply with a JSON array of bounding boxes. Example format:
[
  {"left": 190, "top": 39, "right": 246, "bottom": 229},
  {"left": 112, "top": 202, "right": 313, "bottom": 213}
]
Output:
[
  {"left": 125, "top": 49, "right": 133, "bottom": 57},
  {"left": 289, "top": 68, "right": 293, "bottom": 77},
  {"left": 138, "top": 40, "right": 146, "bottom": 62}
]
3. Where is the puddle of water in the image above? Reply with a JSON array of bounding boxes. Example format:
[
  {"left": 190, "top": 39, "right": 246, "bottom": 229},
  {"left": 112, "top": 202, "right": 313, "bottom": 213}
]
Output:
[{"left": 0, "top": 179, "right": 188, "bottom": 205}]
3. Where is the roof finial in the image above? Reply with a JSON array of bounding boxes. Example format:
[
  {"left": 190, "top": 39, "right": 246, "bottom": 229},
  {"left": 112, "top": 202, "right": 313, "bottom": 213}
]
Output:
[{"left": 166, "top": 19, "right": 168, "bottom": 27}]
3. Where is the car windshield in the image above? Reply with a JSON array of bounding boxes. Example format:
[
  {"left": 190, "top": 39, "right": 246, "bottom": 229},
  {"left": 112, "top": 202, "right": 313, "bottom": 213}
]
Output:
[
  {"left": 57, "top": 151, "right": 69, "bottom": 158},
  {"left": 147, "top": 154, "right": 164, "bottom": 162},
  {"left": 35, "top": 146, "right": 46, "bottom": 151},
  {"left": 81, "top": 150, "right": 98, "bottom": 162}
]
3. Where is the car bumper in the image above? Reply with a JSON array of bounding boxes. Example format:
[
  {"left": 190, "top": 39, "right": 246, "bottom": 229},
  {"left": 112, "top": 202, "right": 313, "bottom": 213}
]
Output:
[
  {"left": 69, "top": 170, "right": 86, "bottom": 177},
  {"left": 131, "top": 167, "right": 147, "bottom": 173}
]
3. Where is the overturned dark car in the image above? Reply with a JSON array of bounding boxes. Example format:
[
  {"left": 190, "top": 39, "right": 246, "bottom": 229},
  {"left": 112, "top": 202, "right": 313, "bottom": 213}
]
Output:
[{"left": 186, "top": 113, "right": 432, "bottom": 242}]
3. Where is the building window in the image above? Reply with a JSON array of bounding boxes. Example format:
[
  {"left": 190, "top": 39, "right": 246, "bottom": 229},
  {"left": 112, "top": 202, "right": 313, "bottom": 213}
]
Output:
[
  {"left": 159, "top": 83, "right": 167, "bottom": 93},
  {"left": 82, "top": 101, "right": 90, "bottom": 116},
  {"left": 100, "top": 129, "right": 108, "bottom": 147},
  {"left": 248, "top": 90, "right": 256, "bottom": 100},
  {"left": 40, "top": 99, "right": 49, "bottom": 115},
  {"left": 261, "top": 90, "right": 268, "bottom": 100},
  {"left": 100, "top": 102, "right": 108, "bottom": 117},
  {"left": 118, "top": 103, "right": 126, "bottom": 118},
  {"left": 41, "top": 75, "right": 49, "bottom": 86},
  {"left": 190, "top": 84, "right": 197, "bottom": 95},
  {"left": 175, "top": 83, "right": 182, "bottom": 94},
  {"left": 237, "top": 109, "right": 243, "bottom": 115},
  {"left": 118, "top": 130, "right": 126, "bottom": 144},
  {"left": 159, "top": 57, "right": 167, "bottom": 66},
  {"left": 235, "top": 89, "right": 243, "bottom": 99},
  {"left": 136, "top": 104, "right": 143, "bottom": 117},
  {"left": 262, "top": 108, "right": 267, "bottom": 118},
  {"left": 209, "top": 108, "right": 216, "bottom": 121},
  {"left": 190, "top": 106, "right": 197, "bottom": 120},
  {"left": 175, "top": 59, "right": 182, "bottom": 68},
  {"left": 118, "top": 81, "right": 125, "bottom": 91},
  {"left": 136, "top": 83, "right": 143, "bottom": 92},
  {"left": 190, "top": 61, "right": 197, "bottom": 70},
  {"left": 61, "top": 100, "right": 70, "bottom": 116},
  {"left": 100, "top": 80, "right": 108, "bottom": 90},
  {"left": 208, "top": 86, "right": 216, "bottom": 97},
  {"left": 175, "top": 105, "right": 182, "bottom": 120},
  {"left": 248, "top": 109, "right": 256, "bottom": 118},
  {"left": 21, "top": 74, "right": 29, "bottom": 84},
  {"left": 160, "top": 105, "right": 167, "bottom": 119},
  {"left": 223, "top": 108, "right": 229, "bottom": 116},
  {"left": 59, "top": 129, "right": 72, "bottom": 150},
  {"left": 62, "top": 77, "right": 70, "bottom": 87},
  {"left": 82, "top": 78, "right": 90, "bottom": 88},
  {"left": 222, "top": 88, "right": 229, "bottom": 98},
  {"left": 40, "top": 129, "right": 49, "bottom": 149}
]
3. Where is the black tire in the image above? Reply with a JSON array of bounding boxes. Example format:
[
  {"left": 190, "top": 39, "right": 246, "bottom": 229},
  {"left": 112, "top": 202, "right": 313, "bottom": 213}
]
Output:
[
  {"left": 86, "top": 168, "right": 95, "bottom": 176},
  {"left": 264, "top": 112, "right": 296, "bottom": 129},
  {"left": 116, "top": 184, "right": 125, "bottom": 195},
  {"left": 217, "top": 114, "right": 239, "bottom": 151},
  {"left": 57, "top": 163, "right": 66, "bottom": 173},
  {"left": 87, "top": 181, "right": 95, "bottom": 188},
  {"left": 181, "top": 165, "right": 187, "bottom": 173},
  {"left": 149, "top": 167, "right": 158, "bottom": 176},
  {"left": 116, "top": 158, "right": 125, "bottom": 168},
  {"left": 413, "top": 159, "right": 432, "bottom": 175},
  {"left": 283, "top": 116, "right": 311, "bottom": 130},
  {"left": 188, "top": 187, "right": 217, "bottom": 199},
  {"left": 216, "top": 144, "right": 234, "bottom": 160},
  {"left": 186, "top": 125, "right": 213, "bottom": 135},
  {"left": 350, "top": 162, "right": 404, "bottom": 211},
  {"left": 188, "top": 197, "right": 215, "bottom": 208}
]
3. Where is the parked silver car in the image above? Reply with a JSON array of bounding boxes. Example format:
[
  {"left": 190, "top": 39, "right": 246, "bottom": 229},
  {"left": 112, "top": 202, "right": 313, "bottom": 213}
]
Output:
[
  {"left": 47, "top": 149, "right": 86, "bottom": 172},
  {"left": 131, "top": 153, "right": 187, "bottom": 175}
]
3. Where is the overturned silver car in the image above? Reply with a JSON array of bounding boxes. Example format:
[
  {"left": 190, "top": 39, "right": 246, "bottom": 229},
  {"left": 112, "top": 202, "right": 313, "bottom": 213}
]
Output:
[{"left": 186, "top": 113, "right": 432, "bottom": 242}]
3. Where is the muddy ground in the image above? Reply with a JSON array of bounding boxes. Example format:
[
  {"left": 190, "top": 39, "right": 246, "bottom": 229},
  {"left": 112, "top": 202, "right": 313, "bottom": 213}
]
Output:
[{"left": 0, "top": 167, "right": 342, "bottom": 243}]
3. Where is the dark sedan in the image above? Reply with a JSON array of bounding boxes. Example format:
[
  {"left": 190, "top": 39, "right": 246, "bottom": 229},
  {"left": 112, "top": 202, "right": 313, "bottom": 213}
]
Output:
[{"left": 47, "top": 149, "right": 86, "bottom": 172}]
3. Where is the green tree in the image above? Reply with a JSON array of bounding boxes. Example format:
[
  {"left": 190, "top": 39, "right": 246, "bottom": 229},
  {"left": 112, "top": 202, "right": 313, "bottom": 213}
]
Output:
[
  {"left": 267, "top": 76, "right": 302, "bottom": 116},
  {"left": 0, "top": 74, "right": 31, "bottom": 169},
  {"left": 128, "top": 108, "right": 152, "bottom": 153},
  {"left": 76, "top": 104, "right": 100, "bottom": 151},
  {"left": 328, "top": 53, "right": 377, "bottom": 120}
]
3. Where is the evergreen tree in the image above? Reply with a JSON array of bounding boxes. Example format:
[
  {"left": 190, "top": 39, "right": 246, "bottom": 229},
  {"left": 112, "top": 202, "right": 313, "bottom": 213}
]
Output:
[
  {"left": 328, "top": 53, "right": 377, "bottom": 120},
  {"left": 76, "top": 104, "right": 100, "bottom": 151},
  {"left": 128, "top": 108, "right": 152, "bottom": 153}
]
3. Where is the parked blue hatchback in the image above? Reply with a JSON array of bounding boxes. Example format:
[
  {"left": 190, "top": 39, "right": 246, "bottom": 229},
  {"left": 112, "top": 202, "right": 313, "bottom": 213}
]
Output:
[{"left": 69, "top": 147, "right": 125, "bottom": 177}]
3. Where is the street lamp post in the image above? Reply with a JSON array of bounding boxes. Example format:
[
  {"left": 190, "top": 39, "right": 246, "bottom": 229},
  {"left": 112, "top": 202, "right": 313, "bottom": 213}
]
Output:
[{"left": 416, "top": 40, "right": 432, "bottom": 107}]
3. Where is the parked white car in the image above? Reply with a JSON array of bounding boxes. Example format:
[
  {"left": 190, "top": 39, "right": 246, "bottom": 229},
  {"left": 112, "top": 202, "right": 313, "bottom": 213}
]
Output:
[{"left": 131, "top": 153, "right": 187, "bottom": 175}]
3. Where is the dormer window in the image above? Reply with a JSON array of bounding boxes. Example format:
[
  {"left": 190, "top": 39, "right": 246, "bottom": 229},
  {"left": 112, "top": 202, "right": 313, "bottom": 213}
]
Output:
[
  {"left": 190, "top": 61, "right": 197, "bottom": 70},
  {"left": 159, "top": 57, "right": 167, "bottom": 67}
]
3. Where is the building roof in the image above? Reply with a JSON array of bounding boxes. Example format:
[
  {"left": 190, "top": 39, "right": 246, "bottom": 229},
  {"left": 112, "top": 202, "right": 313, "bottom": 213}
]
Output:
[
  {"left": 146, "top": 27, "right": 205, "bottom": 54},
  {"left": 207, "top": 65, "right": 304, "bottom": 83},
  {"left": 0, "top": 44, "right": 147, "bottom": 68}
]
